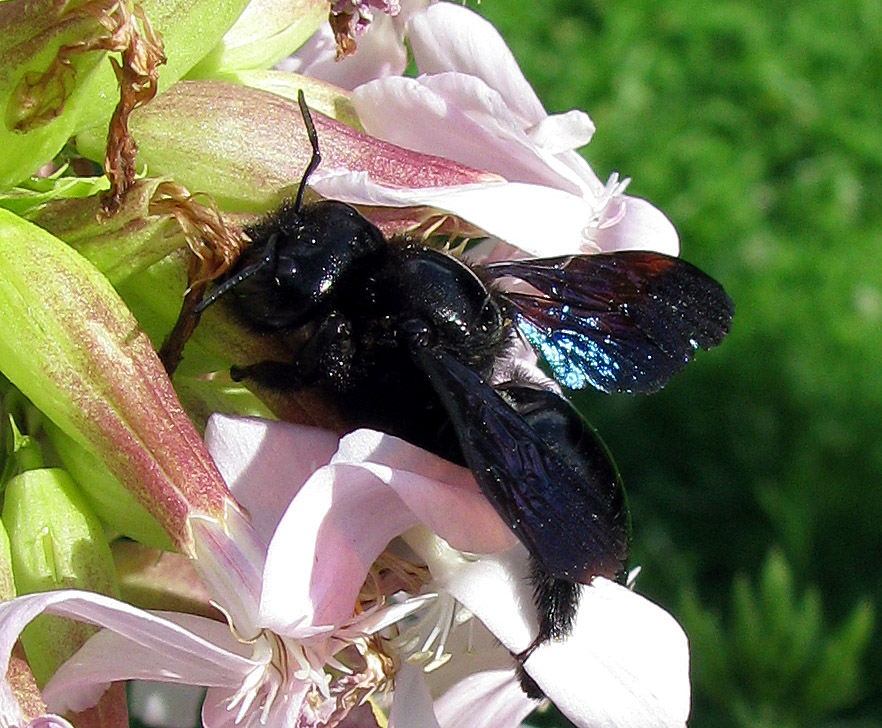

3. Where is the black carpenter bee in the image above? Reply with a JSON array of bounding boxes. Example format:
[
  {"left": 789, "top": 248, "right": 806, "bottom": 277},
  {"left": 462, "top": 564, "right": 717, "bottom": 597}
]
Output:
[{"left": 196, "top": 92, "right": 733, "bottom": 671}]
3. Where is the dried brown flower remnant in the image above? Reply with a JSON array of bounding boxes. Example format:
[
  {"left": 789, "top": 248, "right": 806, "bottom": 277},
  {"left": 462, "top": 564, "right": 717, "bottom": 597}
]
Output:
[
  {"left": 328, "top": 1, "right": 401, "bottom": 60},
  {"left": 6, "top": 1, "right": 166, "bottom": 210},
  {"left": 149, "top": 181, "right": 248, "bottom": 287},
  {"left": 102, "top": 2, "right": 166, "bottom": 214},
  {"left": 329, "top": 8, "right": 358, "bottom": 59},
  {"left": 149, "top": 181, "right": 250, "bottom": 374}
]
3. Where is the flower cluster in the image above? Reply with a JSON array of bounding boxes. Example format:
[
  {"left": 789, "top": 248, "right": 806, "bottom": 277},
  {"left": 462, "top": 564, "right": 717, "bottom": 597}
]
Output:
[{"left": 0, "top": 1, "right": 695, "bottom": 728}]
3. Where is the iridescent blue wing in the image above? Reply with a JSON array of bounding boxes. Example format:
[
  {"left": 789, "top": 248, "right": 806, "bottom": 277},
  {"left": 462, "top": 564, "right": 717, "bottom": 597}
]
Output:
[
  {"left": 413, "top": 348, "right": 630, "bottom": 585},
  {"left": 482, "top": 252, "right": 734, "bottom": 394}
]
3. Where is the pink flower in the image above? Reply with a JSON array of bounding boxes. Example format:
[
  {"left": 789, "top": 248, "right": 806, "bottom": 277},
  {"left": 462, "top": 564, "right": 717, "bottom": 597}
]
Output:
[
  {"left": 0, "top": 415, "right": 689, "bottom": 727},
  {"left": 289, "top": 2, "right": 678, "bottom": 260}
]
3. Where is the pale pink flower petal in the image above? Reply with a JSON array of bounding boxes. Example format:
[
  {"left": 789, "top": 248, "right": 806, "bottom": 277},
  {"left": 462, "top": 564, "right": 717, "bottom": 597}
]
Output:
[
  {"left": 45, "top": 612, "right": 250, "bottom": 715},
  {"left": 261, "top": 460, "right": 418, "bottom": 634},
  {"left": 0, "top": 592, "right": 254, "bottom": 716},
  {"left": 528, "top": 110, "right": 596, "bottom": 154},
  {"left": 279, "top": 16, "right": 407, "bottom": 90},
  {"left": 388, "top": 664, "right": 441, "bottom": 728},
  {"left": 204, "top": 414, "right": 339, "bottom": 541},
  {"left": 189, "top": 508, "right": 266, "bottom": 632},
  {"left": 310, "top": 170, "right": 608, "bottom": 257},
  {"left": 351, "top": 74, "right": 590, "bottom": 195},
  {"left": 259, "top": 429, "right": 514, "bottom": 634},
  {"left": 407, "top": 533, "right": 691, "bottom": 728},
  {"left": 407, "top": 2, "right": 547, "bottom": 126},
  {"left": 281, "top": 0, "right": 433, "bottom": 89},
  {"left": 341, "top": 0, "right": 680, "bottom": 258},
  {"left": 433, "top": 669, "right": 537, "bottom": 728},
  {"left": 595, "top": 194, "right": 680, "bottom": 255}
]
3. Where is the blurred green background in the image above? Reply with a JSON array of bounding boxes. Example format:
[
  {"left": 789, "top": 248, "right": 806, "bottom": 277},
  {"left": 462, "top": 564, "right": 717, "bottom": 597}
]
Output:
[{"left": 473, "top": 1, "right": 882, "bottom": 726}]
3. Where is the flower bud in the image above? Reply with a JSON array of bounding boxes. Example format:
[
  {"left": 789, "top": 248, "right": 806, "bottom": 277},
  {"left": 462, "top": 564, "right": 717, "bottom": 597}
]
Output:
[
  {"left": 0, "top": 520, "right": 54, "bottom": 724},
  {"left": 2, "top": 468, "right": 130, "bottom": 725},
  {"left": 44, "top": 421, "right": 173, "bottom": 551},
  {"left": 2, "top": 468, "right": 117, "bottom": 685},
  {"left": 188, "top": 0, "right": 328, "bottom": 76},
  {"left": 76, "top": 79, "right": 497, "bottom": 211},
  {"left": 0, "top": 519, "right": 15, "bottom": 602},
  {"left": 0, "top": 209, "right": 231, "bottom": 553},
  {"left": 25, "top": 178, "right": 185, "bottom": 285},
  {"left": 0, "top": 0, "right": 111, "bottom": 187}
]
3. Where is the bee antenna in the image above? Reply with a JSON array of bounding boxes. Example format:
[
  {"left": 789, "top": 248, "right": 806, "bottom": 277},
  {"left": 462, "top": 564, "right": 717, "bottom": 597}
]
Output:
[
  {"left": 193, "top": 233, "right": 280, "bottom": 315},
  {"left": 193, "top": 92, "right": 317, "bottom": 317},
  {"left": 293, "top": 89, "right": 321, "bottom": 214}
]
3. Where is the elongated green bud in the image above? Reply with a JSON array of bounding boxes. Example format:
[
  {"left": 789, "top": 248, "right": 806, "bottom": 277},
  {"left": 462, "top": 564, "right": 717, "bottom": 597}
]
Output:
[
  {"left": 45, "top": 421, "right": 173, "bottom": 550},
  {"left": 3, "top": 468, "right": 117, "bottom": 685},
  {"left": 213, "top": 69, "right": 363, "bottom": 128},
  {"left": 0, "top": 521, "right": 55, "bottom": 723},
  {"left": 0, "top": 0, "right": 112, "bottom": 187},
  {"left": 0, "top": 519, "right": 15, "bottom": 602},
  {"left": 25, "top": 178, "right": 185, "bottom": 285},
  {"left": 188, "top": 0, "right": 327, "bottom": 76},
  {"left": 76, "top": 79, "right": 498, "bottom": 211},
  {"left": 0, "top": 209, "right": 232, "bottom": 553},
  {"left": 2, "top": 467, "right": 131, "bottom": 725}
]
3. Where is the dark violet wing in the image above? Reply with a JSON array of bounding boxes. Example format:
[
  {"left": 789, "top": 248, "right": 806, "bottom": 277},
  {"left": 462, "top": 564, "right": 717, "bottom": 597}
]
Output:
[
  {"left": 413, "top": 347, "right": 630, "bottom": 584},
  {"left": 482, "top": 251, "right": 734, "bottom": 394}
]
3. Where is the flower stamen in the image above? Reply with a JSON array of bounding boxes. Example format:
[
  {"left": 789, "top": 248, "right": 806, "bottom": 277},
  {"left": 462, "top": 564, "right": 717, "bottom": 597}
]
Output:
[
  {"left": 395, "top": 592, "right": 470, "bottom": 673},
  {"left": 226, "top": 631, "right": 287, "bottom": 726},
  {"left": 581, "top": 173, "right": 632, "bottom": 250}
]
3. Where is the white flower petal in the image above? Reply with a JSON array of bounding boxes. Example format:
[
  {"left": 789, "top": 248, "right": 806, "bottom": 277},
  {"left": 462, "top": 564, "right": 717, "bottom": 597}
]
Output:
[
  {"left": 0, "top": 592, "right": 253, "bottom": 715},
  {"left": 409, "top": 531, "right": 690, "bottom": 728},
  {"left": 311, "top": 171, "right": 602, "bottom": 257},
  {"left": 282, "top": 15, "right": 408, "bottom": 90},
  {"left": 260, "top": 430, "right": 514, "bottom": 634},
  {"left": 329, "top": 430, "right": 514, "bottom": 553},
  {"left": 527, "top": 110, "right": 595, "bottom": 154},
  {"left": 434, "top": 669, "right": 538, "bottom": 728},
  {"left": 352, "top": 75, "right": 586, "bottom": 195},
  {"left": 407, "top": 2, "right": 546, "bottom": 126},
  {"left": 595, "top": 194, "right": 680, "bottom": 256},
  {"left": 204, "top": 414, "right": 339, "bottom": 541},
  {"left": 261, "top": 461, "right": 418, "bottom": 634},
  {"left": 190, "top": 507, "right": 266, "bottom": 633},
  {"left": 414, "top": 538, "right": 536, "bottom": 654},
  {"left": 388, "top": 663, "right": 441, "bottom": 728},
  {"left": 524, "top": 578, "right": 691, "bottom": 728}
]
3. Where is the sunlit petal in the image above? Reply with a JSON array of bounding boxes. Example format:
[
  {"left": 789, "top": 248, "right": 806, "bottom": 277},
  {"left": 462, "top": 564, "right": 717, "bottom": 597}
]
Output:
[
  {"left": 524, "top": 577, "right": 691, "bottom": 728},
  {"left": 204, "top": 414, "right": 339, "bottom": 541},
  {"left": 595, "top": 194, "right": 680, "bottom": 256},
  {"left": 407, "top": 2, "right": 546, "bottom": 126},
  {"left": 388, "top": 664, "right": 441, "bottom": 728},
  {"left": 310, "top": 171, "right": 604, "bottom": 257},
  {"left": 260, "top": 429, "right": 514, "bottom": 634},
  {"left": 0, "top": 593, "right": 254, "bottom": 716},
  {"left": 351, "top": 74, "right": 587, "bottom": 195},
  {"left": 280, "top": 15, "right": 407, "bottom": 90},
  {"left": 433, "top": 669, "right": 537, "bottom": 728}
]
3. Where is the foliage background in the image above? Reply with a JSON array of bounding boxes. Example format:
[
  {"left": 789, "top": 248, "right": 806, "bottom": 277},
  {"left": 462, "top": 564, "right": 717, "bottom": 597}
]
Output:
[{"left": 470, "top": 1, "right": 882, "bottom": 726}]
